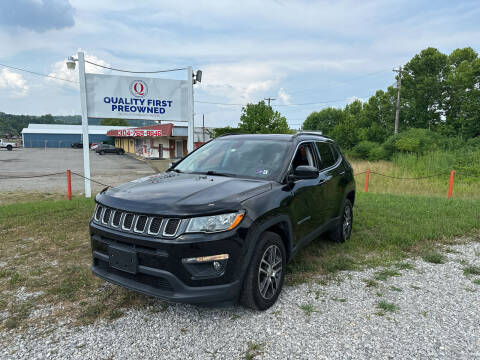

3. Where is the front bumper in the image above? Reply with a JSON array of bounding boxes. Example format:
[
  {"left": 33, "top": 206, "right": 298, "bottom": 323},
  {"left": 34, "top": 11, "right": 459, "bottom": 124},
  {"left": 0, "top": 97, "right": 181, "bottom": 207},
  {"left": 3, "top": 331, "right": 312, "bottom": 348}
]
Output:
[{"left": 90, "top": 221, "right": 247, "bottom": 303}]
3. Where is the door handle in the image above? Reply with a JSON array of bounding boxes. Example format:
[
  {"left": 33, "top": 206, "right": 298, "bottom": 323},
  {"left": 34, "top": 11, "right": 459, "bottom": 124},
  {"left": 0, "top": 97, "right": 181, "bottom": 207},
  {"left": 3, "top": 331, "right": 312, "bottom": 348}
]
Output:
[
  {"left": 339, "top": 171, "right": 345, "bottom": 175},
  {"left": 318, "top": 179, "right": 326, "bottom": 185}
]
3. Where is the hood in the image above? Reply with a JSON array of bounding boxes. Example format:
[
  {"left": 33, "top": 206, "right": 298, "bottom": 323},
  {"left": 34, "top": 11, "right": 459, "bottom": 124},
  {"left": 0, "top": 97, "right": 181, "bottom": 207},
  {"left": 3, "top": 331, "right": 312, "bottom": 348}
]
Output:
[{"left": 96, "top": 172, "right": 272, "bottom": 216}]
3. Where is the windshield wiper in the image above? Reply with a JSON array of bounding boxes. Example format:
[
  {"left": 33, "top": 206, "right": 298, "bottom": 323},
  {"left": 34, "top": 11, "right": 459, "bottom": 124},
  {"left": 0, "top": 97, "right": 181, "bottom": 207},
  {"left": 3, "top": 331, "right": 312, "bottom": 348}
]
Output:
[{"left": 196, "top": 170, "right": 237, "bottom": 177}]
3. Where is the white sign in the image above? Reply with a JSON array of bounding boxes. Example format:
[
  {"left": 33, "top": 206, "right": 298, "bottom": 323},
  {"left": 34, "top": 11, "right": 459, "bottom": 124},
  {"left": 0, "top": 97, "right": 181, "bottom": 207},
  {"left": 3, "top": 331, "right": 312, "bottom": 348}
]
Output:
[{"left": 85, "top": 73, "right": 188, "bottom": 121}]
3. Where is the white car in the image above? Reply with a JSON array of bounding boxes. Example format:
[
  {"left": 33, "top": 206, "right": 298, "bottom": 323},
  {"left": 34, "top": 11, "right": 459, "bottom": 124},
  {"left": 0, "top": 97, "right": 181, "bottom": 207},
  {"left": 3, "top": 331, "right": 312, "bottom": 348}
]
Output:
[{"left": 0, "top": 139, "right": 18, "bottom": 151}]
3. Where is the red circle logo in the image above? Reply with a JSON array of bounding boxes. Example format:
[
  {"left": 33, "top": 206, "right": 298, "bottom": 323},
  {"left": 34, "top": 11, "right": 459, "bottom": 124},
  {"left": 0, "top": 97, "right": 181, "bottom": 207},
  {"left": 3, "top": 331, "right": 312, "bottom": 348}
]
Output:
[{"left": 130, "top": 80, "right": 148, "bottom": 97}]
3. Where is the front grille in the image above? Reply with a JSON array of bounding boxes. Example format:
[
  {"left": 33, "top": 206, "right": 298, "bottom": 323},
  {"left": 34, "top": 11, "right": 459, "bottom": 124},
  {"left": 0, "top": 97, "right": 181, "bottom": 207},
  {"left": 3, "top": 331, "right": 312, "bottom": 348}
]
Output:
[
  {"left": 93, "top": 204, "right": 182, "bottom": 238},
  {"left": 149, "top": 217, "right": 162, "bottom": 234},
  {"left": 135, "top": 215, "right": 148, "bottom": 233},
  {"left": 123, "top": 213, "right": 134, "bottom": 230},
  {"left": 164, "top": 218, "right": 180, "bottom": 236},
  {"left": 112, "top": 211, "right": 122, "bottom": 227},
  {"left": 102, "top": 208, "right": 112, "bottom": 224},
  {"left": 95, "top": 205, "right": 103, "bottom": 221}
]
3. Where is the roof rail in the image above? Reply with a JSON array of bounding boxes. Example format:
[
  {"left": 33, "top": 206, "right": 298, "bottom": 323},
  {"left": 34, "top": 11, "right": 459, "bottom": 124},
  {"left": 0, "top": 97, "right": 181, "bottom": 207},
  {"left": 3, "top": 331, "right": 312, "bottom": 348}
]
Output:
[{"left": 293, "top": 131, "right": 330, "bottom": 138}]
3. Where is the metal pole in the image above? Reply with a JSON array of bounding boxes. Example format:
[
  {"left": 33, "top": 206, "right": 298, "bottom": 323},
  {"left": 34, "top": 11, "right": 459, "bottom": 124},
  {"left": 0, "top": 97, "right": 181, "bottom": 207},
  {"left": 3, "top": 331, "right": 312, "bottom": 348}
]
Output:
[
  {"left": 393, "top": 66, "right": 402, "bottom": 135},
  {"left": 187, "top": 66, "right": 194, "bottom": 153},
  {"left": 78, "top": 51, "right": 91, "bottom": 197}
]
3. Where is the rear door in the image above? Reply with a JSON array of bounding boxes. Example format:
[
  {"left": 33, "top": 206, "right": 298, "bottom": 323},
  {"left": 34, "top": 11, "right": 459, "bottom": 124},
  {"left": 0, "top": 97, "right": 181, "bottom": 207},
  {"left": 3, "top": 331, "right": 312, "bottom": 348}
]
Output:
[{"left": 315, "top": 141, "right": 343, "bottom": 220}]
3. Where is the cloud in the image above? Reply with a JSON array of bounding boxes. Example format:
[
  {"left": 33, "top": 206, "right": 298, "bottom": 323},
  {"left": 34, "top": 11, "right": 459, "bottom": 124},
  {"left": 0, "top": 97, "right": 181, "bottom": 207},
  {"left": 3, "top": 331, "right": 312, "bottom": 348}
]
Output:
[
  {"left": 47, "top": 52, "right": 110, "bottom": 87},
  {"left": 277, "top": 88, "right": 291, "bottom": 105},
  {"left": 197, "top": 62, "right": 280, "bottom": 103},
  {"left": 0, "top": 0, "right": 75, "bottom": 32},
  {"left": 0, "top": 69, "right": 29, "bottom": 97}
]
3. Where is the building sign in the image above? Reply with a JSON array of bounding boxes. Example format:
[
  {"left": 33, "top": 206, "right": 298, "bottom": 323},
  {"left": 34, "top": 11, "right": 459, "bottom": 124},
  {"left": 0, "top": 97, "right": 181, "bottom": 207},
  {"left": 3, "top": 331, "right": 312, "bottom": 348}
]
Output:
[
  {"left": 85, "top": 74, "right": 188, "bottom": 121},
  {"left": 109, "top": 129, "right": 164, "bottom": 137}
]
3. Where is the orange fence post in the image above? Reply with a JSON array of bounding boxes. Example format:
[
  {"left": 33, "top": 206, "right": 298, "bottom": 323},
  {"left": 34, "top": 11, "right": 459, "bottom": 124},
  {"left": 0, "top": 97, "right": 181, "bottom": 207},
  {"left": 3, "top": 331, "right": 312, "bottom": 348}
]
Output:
[
  {"left": 448, "top": 170, "right": 454, "bottom": 199},
  {"left": 67, "top": 170, "right": 72, "bottom": 200},
  {"left": 364, "top": 169, "right": 370, "bottom": 192}
]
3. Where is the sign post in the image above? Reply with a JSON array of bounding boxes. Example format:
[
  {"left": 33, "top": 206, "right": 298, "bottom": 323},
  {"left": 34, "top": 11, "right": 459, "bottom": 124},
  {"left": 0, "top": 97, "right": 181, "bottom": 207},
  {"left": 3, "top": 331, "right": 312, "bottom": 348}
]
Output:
[
  {"left": 78, "top": 51, "right": 92, "bottom": 198},
  {"left": 187, "top": 66, "right": 194, "bottom": 153}
]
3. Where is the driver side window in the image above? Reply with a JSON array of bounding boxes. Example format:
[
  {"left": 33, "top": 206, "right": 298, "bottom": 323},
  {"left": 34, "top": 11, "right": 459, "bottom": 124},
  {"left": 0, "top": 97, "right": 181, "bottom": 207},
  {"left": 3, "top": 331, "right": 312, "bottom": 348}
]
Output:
[{"left": 291, "top": 143, "right": 317, "bottom": 171}]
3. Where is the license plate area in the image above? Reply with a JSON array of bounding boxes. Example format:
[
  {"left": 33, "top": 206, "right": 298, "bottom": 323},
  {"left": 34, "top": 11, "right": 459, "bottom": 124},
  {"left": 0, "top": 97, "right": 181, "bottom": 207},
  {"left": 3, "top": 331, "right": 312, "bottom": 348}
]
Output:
[{"left": 108, "top": 246, "right": 138, "bottom": 274}]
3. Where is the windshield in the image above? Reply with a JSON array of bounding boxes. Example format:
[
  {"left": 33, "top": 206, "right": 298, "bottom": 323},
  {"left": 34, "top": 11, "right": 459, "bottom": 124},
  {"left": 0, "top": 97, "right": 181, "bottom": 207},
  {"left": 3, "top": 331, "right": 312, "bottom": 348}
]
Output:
[{"left": 174, "top": 138, "right": 290, "bottom": 180}]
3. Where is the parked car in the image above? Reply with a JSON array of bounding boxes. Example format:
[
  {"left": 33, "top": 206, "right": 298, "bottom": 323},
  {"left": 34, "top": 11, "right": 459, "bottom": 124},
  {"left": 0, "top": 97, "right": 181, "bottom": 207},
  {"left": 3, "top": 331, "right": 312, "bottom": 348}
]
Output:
[
  {"left": 90, "top": 132, "right": 355, "bottom": 310},
  {"left": 90, "top": 143, "right": 100, "bottom": 151},
  {"left": 71, "top": 142, "right": 92, "bottom": 149},
  {"left": 0, "top": 139, "right": 18, "bottom": 151},
  {"left": 95, "top": 144, "right": 125, "bottom": 155}
]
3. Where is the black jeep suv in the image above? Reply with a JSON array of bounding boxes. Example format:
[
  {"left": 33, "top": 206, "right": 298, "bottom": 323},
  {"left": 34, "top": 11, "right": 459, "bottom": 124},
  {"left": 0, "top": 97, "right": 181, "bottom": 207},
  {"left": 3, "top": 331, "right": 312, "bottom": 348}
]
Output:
[{"left": 90, "top": 132, "right": 355, "bottom": 310}]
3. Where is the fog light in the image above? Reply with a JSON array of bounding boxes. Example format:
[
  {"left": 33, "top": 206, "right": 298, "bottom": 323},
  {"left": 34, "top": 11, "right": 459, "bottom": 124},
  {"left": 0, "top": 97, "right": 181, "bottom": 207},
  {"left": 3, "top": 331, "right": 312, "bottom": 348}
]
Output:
[
  {"left": 213, "top": 261, "right": 222, "bottom": 272},
  {"left": 183, "top": 254, "right": 229, "bottom": 263}
]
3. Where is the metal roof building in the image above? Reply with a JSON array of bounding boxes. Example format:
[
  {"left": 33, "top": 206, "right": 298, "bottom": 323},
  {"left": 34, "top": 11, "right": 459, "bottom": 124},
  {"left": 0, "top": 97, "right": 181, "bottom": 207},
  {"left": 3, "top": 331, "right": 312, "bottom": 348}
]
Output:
[{"left": 21, "top": 124, "right": 131, "bottom": 148}]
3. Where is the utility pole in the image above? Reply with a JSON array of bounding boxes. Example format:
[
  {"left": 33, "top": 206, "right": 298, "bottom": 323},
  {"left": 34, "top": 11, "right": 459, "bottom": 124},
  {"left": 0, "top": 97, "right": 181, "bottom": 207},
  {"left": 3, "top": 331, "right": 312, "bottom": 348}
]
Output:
[
  {"left": 202, "top": 114, "right": 205, "bottom": 142},
  {"left": 393, "top": 66, "right": 402, "bottom": 134},
  {"left": 264, "top": 97, "right": 276, "bottom": 106}
]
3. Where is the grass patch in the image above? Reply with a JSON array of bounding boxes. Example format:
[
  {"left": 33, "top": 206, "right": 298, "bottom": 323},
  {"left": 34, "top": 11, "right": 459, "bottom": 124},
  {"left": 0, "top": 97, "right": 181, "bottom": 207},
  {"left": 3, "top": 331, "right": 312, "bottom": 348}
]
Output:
[
  {"left": 299, "top": 303, "right": 318, "bottom": 316},
  {"left": 244, "top": 342, "right": 264, "bottom": 360},
  {"left": 390, "top": 286, "right": 402, "bottom": 292},
  {"left": 363, "top": 279, "right": 379, "bottom": 288},
  {"left": 472, "top": 279, "right": 480, "bottom": 286},
  {"left": 464, "top": 266, "right": 480, "bottom": 276},
  {"left": 374, "top": 269, "right": 401, "bottom": 281},
  {"left": 377, "top": 300, "right": 398, "bottom": 313},
  {"left": 422, "top": 251, "right": 446, "bottom": 264},
  {"left": 287, "top": 192, "right": 479, "bottom": 285}
]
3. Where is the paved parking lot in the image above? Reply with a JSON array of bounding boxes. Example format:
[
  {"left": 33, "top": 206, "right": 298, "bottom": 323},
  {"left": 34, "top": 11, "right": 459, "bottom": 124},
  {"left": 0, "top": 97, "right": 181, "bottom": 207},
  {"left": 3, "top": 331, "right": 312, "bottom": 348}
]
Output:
[{"left": 0, "top": 148, "right": 155, "bottom": 194}]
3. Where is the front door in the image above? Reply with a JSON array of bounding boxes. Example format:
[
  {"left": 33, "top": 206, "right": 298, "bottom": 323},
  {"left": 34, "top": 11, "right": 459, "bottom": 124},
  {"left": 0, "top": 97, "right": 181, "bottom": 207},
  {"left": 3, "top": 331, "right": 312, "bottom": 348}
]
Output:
[{"left": 175, "top": 140, "right": 183, "bottom": 158}]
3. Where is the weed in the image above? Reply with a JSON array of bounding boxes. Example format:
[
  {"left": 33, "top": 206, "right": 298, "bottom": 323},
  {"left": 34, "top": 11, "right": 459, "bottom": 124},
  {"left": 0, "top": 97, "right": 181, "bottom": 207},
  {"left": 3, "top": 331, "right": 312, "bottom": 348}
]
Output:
[
  {"left": 377, "top": 300, "right": 398, "bottom": 313},
  {"left": 410, "top": 285, "right": 421, "bottom": 290},
  {"left": 422, "top": 251, "right": 445, "bottom": 264},
  {"left": 299, "top": 303, "right": 318, "bottom": 316},
  {"left": 472, "top": 279, "right": 480, "bottom": 285},
  {"left": 394, "top": 262, "right": 415, "bottom": 270},
  {"left": 363, "top": 279, "right": 379, "bottom": 288},
  {"left": 374, "top": 269, "right": 401, "bottom": 281},
  {"left": 244, "top": 342, "right": 264, "bottom": 360},
  {"left": 108, "top": 309, "right": 123, "bottom": 320},
  {"left": 376, "top": 291, "right": 383, "bottom": 297},
  {"left": 390, "top": 286, "right": 402, "bottom": 292},
  {"left": 464, "top": 266, "right": 480, "bottom": 276},
  {"left": 332, "top": 297, "right": 347, "bottom": 303},
  {"left": 230, "top": 314, "right": 241, "bottom": 320}
]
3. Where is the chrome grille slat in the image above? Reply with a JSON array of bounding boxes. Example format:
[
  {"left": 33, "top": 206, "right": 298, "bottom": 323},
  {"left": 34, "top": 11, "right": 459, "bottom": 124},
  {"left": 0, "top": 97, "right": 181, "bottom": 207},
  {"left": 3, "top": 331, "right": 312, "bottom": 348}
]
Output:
[
  {"left": 148, "top": 217, "right": 162, "bottom": 235},
  {"left": 102, "top": 208, "right": 112, "bottom": 224},
  {"left": 134, "top": 215, "right": 148, "bottom": 233},
  {"left": 163, "top": 218, "right": 181, "bottom": 237},
  {"left": 94, "top": 205, "right": 103, "bottom": 222},
  {"left": 122, "top": 213, "right": 134, "bottom": 230},
  {"left": 112, "top": 211, "right": 122, "bottom": 227}
]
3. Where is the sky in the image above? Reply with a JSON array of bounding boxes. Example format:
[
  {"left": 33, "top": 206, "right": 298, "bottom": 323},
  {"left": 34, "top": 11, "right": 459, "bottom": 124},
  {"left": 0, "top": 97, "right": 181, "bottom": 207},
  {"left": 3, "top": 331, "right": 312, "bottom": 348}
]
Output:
[{"left": 0, "top": 0, "right": 479, "bottom": 129}]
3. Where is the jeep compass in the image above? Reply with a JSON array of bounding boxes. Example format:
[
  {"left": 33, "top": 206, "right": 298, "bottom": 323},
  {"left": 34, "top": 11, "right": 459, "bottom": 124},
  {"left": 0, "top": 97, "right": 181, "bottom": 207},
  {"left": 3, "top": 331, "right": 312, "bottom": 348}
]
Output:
[{"left": 90, "top": 132, "right": 355, "bottom": 310}]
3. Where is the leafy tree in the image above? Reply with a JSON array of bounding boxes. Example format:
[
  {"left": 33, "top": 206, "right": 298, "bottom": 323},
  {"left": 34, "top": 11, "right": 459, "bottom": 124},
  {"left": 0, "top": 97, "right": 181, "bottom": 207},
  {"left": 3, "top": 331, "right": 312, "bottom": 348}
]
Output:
[
  {"left": 302, "top": 107, "right": 344, "bottom": 135},
  {"left": 239, "top": 101, "right": 290, "bottom": 134},
  {"left": 401, "top": 47, "right": 449, "bottom": 129},
  {"left": 207, "top": 126, "right": 245, "bottom": 138},
  {"left": 100, "top": 118, "right": 130, "bottom": 126}
]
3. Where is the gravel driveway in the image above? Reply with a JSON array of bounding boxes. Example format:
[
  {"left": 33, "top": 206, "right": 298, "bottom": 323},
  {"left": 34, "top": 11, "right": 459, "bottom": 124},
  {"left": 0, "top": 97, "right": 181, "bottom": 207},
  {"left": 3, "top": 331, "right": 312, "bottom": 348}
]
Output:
[{"left": 2, "top": 241, "right": 480, "bottom": 360}]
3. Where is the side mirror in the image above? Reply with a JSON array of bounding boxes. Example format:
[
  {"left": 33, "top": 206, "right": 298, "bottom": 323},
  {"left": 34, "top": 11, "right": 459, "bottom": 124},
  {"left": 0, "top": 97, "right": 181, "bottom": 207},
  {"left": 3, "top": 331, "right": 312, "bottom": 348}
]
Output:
[
  {"left": 167, "top": 159, "right": 181, "bottom": 171},
  {"left": 290, "top": 165, "right": 319, "bottom": 181}
]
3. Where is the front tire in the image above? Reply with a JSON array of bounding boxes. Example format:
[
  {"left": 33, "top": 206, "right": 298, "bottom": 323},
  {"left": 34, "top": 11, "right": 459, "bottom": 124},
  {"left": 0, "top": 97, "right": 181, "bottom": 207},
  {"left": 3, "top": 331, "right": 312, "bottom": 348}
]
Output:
[
  {"left": 6, "top": 145, "right": 12, "bottom": 151},
  {"left": 328, "top": 198, "right": 353, "bottom": 243},
  {"left": 99, "top": 150, "right": 105, "bottom": 155},
  {"left": 240, "top": 231, "right": 286, "bottom": 310}
]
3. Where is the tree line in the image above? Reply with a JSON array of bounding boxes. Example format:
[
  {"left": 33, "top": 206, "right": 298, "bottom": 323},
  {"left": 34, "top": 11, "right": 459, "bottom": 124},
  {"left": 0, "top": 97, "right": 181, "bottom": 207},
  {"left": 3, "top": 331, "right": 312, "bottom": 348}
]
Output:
[{"left": 303, "top": 47, "right": 480, "bottom": 158}]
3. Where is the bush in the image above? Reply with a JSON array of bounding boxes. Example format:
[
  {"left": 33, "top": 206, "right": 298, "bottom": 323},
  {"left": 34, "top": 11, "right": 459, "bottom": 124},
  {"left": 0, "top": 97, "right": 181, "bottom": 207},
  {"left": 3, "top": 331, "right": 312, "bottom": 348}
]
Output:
[
  {"left": 352, "top": 141, "right": 378, "bottom": 159},
  {"left": 368, "top": 145, "right": 388, "bottom": 161}
]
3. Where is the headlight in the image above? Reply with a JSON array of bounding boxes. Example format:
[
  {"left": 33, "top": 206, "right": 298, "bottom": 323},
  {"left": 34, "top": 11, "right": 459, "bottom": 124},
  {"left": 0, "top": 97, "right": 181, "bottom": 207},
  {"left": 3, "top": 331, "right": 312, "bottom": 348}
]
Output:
[{"left": 186, "top": 211, "right": 245, "bottom": 233}]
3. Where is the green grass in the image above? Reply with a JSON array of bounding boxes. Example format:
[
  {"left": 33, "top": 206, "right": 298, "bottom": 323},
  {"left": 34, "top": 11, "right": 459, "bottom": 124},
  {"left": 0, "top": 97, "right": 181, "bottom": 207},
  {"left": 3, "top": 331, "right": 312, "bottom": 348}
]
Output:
[
  {"left": 464, "top": 266, "right": 480, "bottom": 276},
  {"left": 299, "top": 303, "right": 318, "bottom": 316},
  {"left": 374, "top": 269, "right": 401, "bottom": 281},
  {"left": 244, "top": 342, "right": 264, "bottom": 360},
  {"left": 377, "top": 300, "right": 398, "bottom": 313},
  {"left": 422, "top": 251, "right": 446, "bottom": 264},
  {"left": 287, "top": 192, "right": 480, "bottom": 284},
  {"left": 0, "top": 192, "right": 479, "bottom": 329}
]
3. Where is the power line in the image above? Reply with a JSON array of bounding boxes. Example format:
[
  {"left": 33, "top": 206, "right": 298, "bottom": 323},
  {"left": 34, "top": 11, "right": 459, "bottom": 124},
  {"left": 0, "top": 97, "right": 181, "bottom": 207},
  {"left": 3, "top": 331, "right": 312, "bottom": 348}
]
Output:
[
  {"left": 0, "top": 62, "right": 79, "bottom": 84},
  {"left": 195, "top": 95, "right": 369, "bottom": 107},
  {"left": 84, "top": 60, "right": 188, "bottom": 74}
]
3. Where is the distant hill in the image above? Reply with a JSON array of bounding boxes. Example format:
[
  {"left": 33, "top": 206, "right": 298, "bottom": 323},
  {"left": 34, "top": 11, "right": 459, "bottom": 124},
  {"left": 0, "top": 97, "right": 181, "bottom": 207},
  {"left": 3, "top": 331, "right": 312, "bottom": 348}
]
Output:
[{"left": 0, "top": 112, "right": 152, "bottom": 136}]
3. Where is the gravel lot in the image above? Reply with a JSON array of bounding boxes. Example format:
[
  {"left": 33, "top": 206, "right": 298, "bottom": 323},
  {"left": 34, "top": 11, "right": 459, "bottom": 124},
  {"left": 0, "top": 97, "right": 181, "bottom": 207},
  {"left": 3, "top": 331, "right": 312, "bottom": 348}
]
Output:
[
  {"left": 2, "top": 240, "right": 479, "bottom": 359},
  {"left": 0, "top": 148, "right": 154, "bottom": 193}
]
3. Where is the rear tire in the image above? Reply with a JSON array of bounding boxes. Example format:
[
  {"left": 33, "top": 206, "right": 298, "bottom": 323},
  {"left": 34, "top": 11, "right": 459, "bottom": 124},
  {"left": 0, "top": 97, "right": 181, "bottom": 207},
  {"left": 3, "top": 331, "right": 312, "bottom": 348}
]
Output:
[
  {"left": 99, "top": 150, "right": 105, "bottom": 155},
  {"left": 6, "top": 145, "right": 12, "bottom": 151},
  {"left": 328, "top": 198, "right": 353, "bottom": 243},
  {"left": 240, "top": 231, "right": 286, "bottom": 310}
]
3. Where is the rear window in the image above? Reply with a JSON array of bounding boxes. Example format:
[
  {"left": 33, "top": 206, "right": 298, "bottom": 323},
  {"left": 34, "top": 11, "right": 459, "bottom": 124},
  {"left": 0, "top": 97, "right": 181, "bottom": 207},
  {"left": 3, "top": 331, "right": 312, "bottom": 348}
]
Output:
[{"left": 316, "top": 142, "right": 336, "bottom": 169}]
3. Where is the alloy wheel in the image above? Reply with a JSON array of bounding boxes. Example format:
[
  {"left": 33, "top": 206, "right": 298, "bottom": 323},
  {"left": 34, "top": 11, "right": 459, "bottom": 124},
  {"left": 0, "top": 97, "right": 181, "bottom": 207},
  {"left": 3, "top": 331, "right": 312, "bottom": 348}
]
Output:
[
  {"left": 342, "top": 204, "right": 352, "bottom": 239},
  {"left": 257, "top": 245, "right": 283, "bottom": 300}
]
